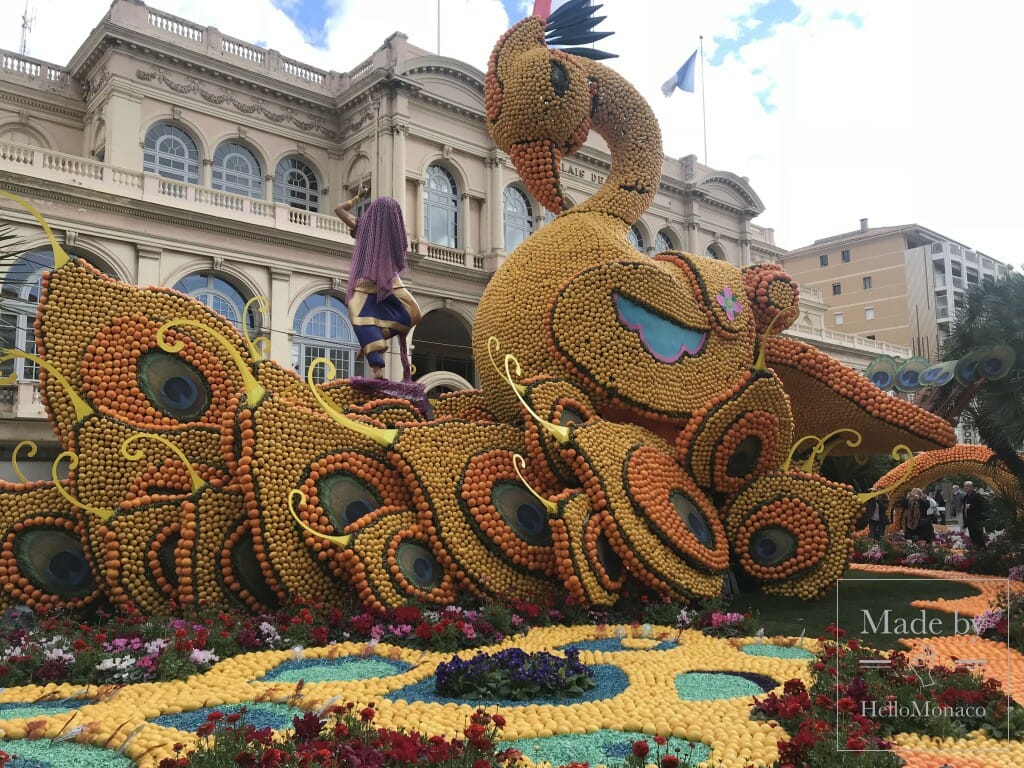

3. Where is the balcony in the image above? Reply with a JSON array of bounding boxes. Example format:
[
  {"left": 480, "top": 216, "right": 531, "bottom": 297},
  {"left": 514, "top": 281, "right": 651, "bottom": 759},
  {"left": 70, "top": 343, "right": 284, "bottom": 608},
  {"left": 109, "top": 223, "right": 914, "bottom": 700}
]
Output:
[{"left": 1, "top": 138, "right": 488, "bottom": 272}]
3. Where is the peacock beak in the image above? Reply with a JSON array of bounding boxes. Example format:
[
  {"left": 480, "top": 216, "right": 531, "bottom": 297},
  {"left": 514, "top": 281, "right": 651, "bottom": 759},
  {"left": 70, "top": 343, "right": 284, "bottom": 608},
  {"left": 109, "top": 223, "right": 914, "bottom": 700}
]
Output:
[{"left": 509, "top": 139, "right": 565, "bottom": 215}]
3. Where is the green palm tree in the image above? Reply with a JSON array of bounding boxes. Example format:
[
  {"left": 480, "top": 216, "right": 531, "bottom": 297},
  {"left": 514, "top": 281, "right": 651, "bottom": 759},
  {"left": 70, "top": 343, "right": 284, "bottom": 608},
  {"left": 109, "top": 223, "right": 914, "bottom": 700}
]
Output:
[{"left": 938, "top": 273, "right": 1024, "bottom": 490}]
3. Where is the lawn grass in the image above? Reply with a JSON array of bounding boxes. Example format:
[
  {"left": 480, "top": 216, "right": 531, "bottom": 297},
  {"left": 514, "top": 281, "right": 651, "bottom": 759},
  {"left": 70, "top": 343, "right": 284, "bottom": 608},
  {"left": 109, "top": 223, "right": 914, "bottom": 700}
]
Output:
[{"left": 729, "top": 569, "right": 980, "bottom": 649}]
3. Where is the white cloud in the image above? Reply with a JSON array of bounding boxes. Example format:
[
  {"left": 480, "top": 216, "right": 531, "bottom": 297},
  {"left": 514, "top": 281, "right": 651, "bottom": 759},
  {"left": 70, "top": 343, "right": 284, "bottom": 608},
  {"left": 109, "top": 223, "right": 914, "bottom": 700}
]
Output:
[{"left": 1, "top": 0, "right": 1020, "bottom": 269}]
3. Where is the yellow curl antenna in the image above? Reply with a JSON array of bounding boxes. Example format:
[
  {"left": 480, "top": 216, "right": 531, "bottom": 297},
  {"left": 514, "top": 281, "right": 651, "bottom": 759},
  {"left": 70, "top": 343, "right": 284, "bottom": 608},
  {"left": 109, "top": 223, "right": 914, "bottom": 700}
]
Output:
[
  {"left": 242, "top": 297, "right": 272, "bottom": 362},
  {"left": 0, "top": 190, "right": 71, "bottom": 269},
  {"left": 807, "top": 428, "right": 863, "bottom": 472},
  {"left": 305, "top": 358, "right": 397, "bottom": 447},
  {"left": 120, "top": 433, "right": 206, "bottom": 494},
  {"left": 50, "top": 451, "right": 114, "bottom": 521},
  {"left": 156, "top": 319, "right": 265, "bottom": 406},
  {"left": 513, "top": 454, "right": 558, "bottom": 515},
  {"left": 11, "top": 440, "right": 37, "bottom": 483},
  {"left": 754, "top": 305, "right": 800, "bottom": 371},
  {"left": 856, "top": 445, "right": 915, "bottom": 504},
  {"left": 489, "top": 338, "right": 569, "bottom": 444},
  {"left": 288, "top": 488, "right": 352, "bottom": 547},
  {"left": 782, "top": 433, "right": 822, "bottom": 473},
  {"left": 486, "top": 336, "right": 525, "bottom": 395},
  {"left": 1, "top": 349, "right": 94, "bottom": 422}
]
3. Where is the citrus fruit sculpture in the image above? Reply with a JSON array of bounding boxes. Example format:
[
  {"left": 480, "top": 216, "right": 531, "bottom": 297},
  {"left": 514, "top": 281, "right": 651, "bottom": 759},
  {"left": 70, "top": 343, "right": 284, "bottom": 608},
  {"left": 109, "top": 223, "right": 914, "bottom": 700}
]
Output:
[{"left": 0, "top": 2, "right": 955, "bottom": 615}]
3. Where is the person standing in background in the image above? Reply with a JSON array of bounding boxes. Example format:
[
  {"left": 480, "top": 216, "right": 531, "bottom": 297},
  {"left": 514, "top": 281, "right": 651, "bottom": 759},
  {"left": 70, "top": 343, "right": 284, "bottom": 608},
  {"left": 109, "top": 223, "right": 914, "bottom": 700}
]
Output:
[{"left": 961, "top": 481, "right": 989, "bottom": 547}]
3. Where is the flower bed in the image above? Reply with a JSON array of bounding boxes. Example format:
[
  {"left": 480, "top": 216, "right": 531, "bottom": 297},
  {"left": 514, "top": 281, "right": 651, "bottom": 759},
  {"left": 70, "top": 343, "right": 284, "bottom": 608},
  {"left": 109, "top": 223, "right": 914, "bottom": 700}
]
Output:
[{"left": 435, "top": 648, "right": 595, "bottom": 701}]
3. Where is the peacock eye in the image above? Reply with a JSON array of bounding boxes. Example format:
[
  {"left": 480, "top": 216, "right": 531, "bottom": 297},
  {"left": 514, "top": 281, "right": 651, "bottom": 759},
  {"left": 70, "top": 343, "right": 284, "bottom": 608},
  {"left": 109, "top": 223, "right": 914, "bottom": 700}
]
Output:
[
  {"left": 492, "top": 482, "right": 553, "bottom": 546},
  {"left": 318, "top": 473, "right": 383, "bottom": 529},
  {"left": 550, "top": 60, "right": 569, "bottom": 96},
  {"left": 137, "top": 350, "right": 211, "bottom": 422},
  {"left": 749, "top": 526, "right": 798, "bottom": 566},
  {"left": 396, "top": 541, "right": 443, "bottom": 590}
]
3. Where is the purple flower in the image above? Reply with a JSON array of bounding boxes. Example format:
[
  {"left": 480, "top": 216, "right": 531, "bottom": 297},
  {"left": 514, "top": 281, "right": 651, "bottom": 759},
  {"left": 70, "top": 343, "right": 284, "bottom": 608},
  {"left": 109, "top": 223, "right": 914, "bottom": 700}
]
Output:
[{"left": 716, "top": 286, "right": 743, "bottom": 321}]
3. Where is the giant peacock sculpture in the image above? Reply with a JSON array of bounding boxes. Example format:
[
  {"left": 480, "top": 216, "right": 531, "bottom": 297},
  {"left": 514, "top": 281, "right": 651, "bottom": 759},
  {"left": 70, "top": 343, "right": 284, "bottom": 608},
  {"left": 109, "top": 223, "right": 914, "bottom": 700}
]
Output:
[{"left": 0, "top": 2, "right": 955, "bottom": 617}]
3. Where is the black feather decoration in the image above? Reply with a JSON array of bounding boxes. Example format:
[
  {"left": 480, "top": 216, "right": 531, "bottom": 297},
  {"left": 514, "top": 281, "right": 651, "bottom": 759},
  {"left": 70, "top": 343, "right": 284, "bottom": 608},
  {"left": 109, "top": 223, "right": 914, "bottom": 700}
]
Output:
[{"left": 544, "top": 0, "right": 616, "bottom": 60}]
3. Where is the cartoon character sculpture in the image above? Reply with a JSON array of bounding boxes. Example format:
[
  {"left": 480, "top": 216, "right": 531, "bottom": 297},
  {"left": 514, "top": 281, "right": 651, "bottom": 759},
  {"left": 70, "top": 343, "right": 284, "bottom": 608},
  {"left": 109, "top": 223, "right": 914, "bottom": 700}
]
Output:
[{"left": 0, "top": 2, "right": 955, "bottom": 615}]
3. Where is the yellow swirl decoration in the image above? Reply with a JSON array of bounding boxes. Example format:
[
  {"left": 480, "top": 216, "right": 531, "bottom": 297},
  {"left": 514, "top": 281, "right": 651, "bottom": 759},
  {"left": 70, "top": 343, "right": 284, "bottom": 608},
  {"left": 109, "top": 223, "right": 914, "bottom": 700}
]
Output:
[
  {"left": 120, "top": 433, "right": 206, "bottom": 494},
  {"left": 50, "top": 451, "right": 114, "bottom": 520},
  {"left": 11, "top": 440, "right": 37, "bottom": 483},
  {"left": 486, "top": 336, "right": 525, "bottom": 395},
  {"left": 499, "top": 348, "right": 569, "bottom": 445},
  {"left": 243, "top": 296, "right": 272, "bottom": 362},
  {"left": 857, "top": 444, "right": 915, "bottom": 503},
  {"left": 0, "top": 190, "right": 71, "bottom": 269},
  {"left": 0, "top": 349, "right": 94, "bottom": 422},
  {"left": 814, "top": 428, "right": 863, "bottom": 466},
  {"left": 305, "top": 358, "right": 397, "bottom": 447},
  {"left": 754, "top": 305, "right": 800, "bottom": 371},
  {"left": 513, "top": 453, "right": 558, "bottom": 515},
  {"left": 288, "top": 488, "right": 352, "bottom": 547},
  {"left": 782, "top": 433, "right": 823, "bottom": 473},
  {"left": 156, "top": 318, "right": 266, "bottom": 406}
]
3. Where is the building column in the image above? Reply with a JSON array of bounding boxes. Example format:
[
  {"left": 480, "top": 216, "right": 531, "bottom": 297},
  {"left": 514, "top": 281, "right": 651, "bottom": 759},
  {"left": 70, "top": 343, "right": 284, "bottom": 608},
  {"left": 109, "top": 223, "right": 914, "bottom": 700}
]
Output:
[
  {"left": 414, "top": 179, "right": 426, "bottom": 253},
  {"left": 136, "top": 244, "right": 162, "bottom": 286},
  {"left": 391, "top": 121, "right": 407, "bottom": 210},
  {"left": 461, "top": 192, "right": 474, "bottom": 265},
  {"left": 202, "top": 158, "right": 213, "bottom": 187},
  {"left": 326, "top": 148, "right": 346, "bottom": 210},
  {"left": 684, "top": 222, "right": 697, "bottom": 254},
  {"left": 104, "top": 87, "right": 143, "bottom": 172},
  {"left": 269, "top": 267, "right": 292, "bottom": 365},
  {"left": 486, "top": 153, "right": 504, "bottom": 254}
]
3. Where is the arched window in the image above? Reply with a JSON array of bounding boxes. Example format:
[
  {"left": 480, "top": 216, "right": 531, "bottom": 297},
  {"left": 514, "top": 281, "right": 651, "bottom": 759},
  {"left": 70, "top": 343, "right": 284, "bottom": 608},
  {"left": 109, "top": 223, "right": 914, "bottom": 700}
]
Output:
[
  {"left": 503, "top": 186, "right": 533, "bottom": 252},
  {"left": 627, "top": 225, "right": 645, "bottom": 254},
  {"left": 172, "top": 274, "right": 256, "bottom": 335},
  {"left": 143, "top": 123, "right": 200, "bottom": 184},
  {"left": 292, "top": 293, "right": 364, "bottom": 383},
  {"left": 273, "top": 157, "right": 320, "bottom": 211},
  {"left": 212, "top": 142, "right": 263, "bottom": 199},
  {"left": 0, "top": 248, "right": 53, "bottom": 381},
  {"left": 706, "top": 242, "right": 726, "bottom": 261},
  {"left": 425, "top": 164, "right": 458, "bottom": 248},
  {"left": 655, "top": 230, "right": 675, "bottom": 252}
]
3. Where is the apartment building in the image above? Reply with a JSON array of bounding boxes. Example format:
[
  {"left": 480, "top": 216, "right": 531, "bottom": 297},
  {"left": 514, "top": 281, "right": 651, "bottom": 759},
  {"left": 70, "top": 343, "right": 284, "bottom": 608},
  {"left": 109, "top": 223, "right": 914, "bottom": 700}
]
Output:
[{"left": 782, "top": 219, "right": 1014, "bottom": 360}]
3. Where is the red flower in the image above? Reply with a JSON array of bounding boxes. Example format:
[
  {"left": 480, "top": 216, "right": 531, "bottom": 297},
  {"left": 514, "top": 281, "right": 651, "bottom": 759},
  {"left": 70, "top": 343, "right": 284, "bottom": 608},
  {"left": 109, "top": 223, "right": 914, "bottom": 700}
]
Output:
[
  {"left": 653, "top": 736, "right": 667, "bottom": 746},
  {"left": 234, "top": 752, "right": 256, "bottom": 767},
  {"left": 836, "top": 697, "right": 856, "bottom": 713},
  {"left": 492, "top": 714, "right": 506, "bottom": 728},
  {"left": 661, "top": 756, "right": 680, "bottom": 768},
  {"left": 632, "top": 740, "right": 650, "bottom": 759},
  {"left": 473, "top": 760, "right": 491, "bottom": 768},
  {"left": 360, "top": 706, "right": 376, "bottom": 722}
]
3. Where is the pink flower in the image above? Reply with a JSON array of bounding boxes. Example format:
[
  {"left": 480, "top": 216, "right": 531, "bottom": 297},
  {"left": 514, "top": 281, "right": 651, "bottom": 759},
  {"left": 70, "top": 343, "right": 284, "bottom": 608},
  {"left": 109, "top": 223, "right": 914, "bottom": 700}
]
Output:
[{"left": 716, "top": 286, "right": 743, "bottom": 321}]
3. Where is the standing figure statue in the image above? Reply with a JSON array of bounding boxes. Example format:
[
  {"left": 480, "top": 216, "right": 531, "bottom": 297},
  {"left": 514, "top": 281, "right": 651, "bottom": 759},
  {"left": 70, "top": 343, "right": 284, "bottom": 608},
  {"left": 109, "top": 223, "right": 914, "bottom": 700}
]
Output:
[{"left": 335, "top": 187, "right": 421, "bottom": 380}]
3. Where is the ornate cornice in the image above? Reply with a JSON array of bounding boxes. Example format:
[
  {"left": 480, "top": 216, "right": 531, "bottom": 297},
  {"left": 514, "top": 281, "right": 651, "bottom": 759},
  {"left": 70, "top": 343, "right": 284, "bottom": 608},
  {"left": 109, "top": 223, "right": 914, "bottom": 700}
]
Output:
[
  {"left": 134, "top": 67, "right": 338, "bottom": 140},
  {"left": 0, "top": 90, "right": 85, "bottom": 121}
]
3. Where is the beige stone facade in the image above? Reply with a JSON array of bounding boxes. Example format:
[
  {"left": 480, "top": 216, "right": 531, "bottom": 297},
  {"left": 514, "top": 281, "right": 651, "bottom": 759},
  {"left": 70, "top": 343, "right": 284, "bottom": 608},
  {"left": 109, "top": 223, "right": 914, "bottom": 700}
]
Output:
[{"left": 0, "top": 0, "right": 901, "bottom": 478}]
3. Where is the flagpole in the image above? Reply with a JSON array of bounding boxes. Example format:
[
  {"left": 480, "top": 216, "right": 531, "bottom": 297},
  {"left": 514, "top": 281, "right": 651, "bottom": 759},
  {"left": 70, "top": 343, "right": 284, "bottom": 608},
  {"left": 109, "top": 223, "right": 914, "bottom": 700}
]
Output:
[{"left": 700, "top": 35, "right": 707, "bottom": 166}]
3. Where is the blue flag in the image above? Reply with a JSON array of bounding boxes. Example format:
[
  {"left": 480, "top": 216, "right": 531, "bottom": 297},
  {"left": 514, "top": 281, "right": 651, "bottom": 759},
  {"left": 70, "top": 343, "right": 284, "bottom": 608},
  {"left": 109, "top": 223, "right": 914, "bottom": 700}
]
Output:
[{"left": 661, "top": 49, "right": 698, "bottom": 96}]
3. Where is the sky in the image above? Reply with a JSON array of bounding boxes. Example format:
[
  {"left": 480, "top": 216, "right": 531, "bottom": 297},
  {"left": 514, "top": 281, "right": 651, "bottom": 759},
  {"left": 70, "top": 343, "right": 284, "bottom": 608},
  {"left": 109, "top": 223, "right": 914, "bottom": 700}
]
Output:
[{"left": 1, "top": 0, "right": 1020, "bottom": 270}]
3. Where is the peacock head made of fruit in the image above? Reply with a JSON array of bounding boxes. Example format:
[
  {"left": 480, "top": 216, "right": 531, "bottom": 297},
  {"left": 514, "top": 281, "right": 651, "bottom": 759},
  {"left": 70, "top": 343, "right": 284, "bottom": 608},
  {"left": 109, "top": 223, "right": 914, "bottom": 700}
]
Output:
[{"left": 486, "top": 5, "right": 612, "bottom": 215}]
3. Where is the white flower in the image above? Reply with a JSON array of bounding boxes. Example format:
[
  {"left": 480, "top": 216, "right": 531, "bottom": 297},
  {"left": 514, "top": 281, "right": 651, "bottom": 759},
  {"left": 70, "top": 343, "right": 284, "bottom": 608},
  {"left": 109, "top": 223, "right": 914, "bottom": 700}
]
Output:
[{"left": 291, "top": 645, "right": 305, "bottom": 660}]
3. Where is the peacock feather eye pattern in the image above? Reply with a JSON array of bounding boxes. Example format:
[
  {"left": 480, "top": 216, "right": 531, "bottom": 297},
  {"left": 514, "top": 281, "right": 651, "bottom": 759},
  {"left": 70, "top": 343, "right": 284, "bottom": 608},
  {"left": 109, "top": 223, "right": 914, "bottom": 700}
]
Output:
[
  {"left": 0, "top": 480, "right": 100, "bottom": 611},
  {"left": 724, "top": 472, "right": 861, "bottom": 600},
  {"left": 676, "top": 369, "right": 794, "bottom": 502}
]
